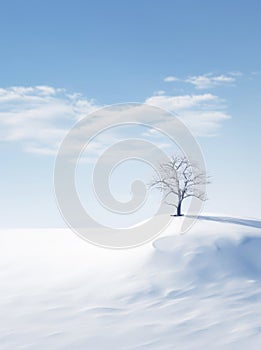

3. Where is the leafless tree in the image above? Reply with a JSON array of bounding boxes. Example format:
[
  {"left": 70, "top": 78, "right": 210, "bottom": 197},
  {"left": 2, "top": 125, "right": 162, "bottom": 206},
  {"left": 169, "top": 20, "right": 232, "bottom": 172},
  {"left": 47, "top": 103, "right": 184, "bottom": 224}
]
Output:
[{"left": 150, "top": 155, "right": 209, "bottom": 216}]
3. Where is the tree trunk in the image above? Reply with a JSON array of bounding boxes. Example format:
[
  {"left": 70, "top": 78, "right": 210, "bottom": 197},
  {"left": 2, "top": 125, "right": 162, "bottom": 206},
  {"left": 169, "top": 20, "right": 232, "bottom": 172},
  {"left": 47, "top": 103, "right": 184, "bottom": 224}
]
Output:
[{"left": 176, "top": 201, "right": 182, "bottom": 216}]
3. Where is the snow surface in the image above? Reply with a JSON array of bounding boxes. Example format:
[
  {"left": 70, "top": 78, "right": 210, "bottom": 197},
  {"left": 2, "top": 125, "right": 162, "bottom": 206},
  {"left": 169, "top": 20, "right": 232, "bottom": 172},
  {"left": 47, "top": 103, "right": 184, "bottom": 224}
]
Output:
[{"left": 0, "top": 215, "right": 261, "bottom": 349}]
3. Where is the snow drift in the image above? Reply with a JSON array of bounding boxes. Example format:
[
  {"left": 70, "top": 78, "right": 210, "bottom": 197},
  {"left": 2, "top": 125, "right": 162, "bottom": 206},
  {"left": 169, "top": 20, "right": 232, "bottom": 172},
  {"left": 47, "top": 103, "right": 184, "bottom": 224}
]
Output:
[{"left": 0, "top": 215, "right": 260, "bottom": 349}]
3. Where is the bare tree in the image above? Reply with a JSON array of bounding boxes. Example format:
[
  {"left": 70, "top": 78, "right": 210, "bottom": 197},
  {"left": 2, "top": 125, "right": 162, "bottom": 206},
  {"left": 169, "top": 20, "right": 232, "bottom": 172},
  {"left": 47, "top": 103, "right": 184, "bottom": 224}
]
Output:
[{"left": 150, "top": 155, "right": 209, "bottom": 216}]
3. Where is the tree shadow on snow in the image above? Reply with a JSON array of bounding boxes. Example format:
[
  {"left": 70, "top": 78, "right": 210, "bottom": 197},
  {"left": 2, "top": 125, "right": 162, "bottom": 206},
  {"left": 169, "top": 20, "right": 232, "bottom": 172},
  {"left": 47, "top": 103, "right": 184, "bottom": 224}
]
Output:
[{"left": 188, "top": 215, "right": 261, "bottom": 229}]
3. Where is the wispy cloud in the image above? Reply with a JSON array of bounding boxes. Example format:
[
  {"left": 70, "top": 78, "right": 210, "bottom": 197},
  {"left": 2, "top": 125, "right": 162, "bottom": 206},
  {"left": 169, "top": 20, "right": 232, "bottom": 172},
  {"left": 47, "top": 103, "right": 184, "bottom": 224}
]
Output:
[
  {"left": 186, "top": 74, "right": 235, "bottom": 89},
  {"left": 163, "top": 72, "right": 239, "bottom": 89},
  {"left": 163, "top": 76, "right": 179, "bottom": 82},
  {"left": 0, "top": 85, "right": 231, "bottom": 156},
  {"left": 153, "top": 90, "right": 166, "bottom": 96},
  {"left": 145, "top": 93, "right": 230, "bottom": 136},
  {"left": 0, "top": 86, "right": 98, "bottom": 155},
  {"left": 146, "top": 93, "right": 217, "bottom": 110}
]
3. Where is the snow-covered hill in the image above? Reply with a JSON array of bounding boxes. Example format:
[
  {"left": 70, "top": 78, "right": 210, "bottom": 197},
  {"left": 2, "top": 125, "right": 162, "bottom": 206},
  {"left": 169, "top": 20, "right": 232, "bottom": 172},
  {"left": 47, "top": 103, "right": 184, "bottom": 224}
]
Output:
[{"left": 0, "top": 215, "right": 261, "bottom": 349}]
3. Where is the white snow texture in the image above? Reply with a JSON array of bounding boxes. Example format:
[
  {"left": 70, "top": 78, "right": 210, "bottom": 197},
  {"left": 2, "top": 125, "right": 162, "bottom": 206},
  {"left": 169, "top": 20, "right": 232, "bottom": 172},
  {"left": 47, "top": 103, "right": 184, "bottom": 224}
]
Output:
[{"left": 0, "top": 215, "right": 261, "bottom": 349}]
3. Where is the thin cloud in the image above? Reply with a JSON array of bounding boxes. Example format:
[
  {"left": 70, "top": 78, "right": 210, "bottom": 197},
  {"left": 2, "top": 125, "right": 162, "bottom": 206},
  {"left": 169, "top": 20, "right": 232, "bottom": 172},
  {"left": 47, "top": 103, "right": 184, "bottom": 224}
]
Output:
[
  {"left": 0, "top": 86, "right": 231, "bottom": 156},
  {"left": 0, "top": 86, "right": 98, "bottom": 154},
  {"left": 186, "top": 74, "right": 235, "bottom": 89},
  {"left": 145, "top": 93, "right": 230, "bottom": 136},
  {"left": 163, "top": 76, "right": 179, "bottom": 82},
  {"left": 163, "top": 72, "right": 239, "bottom": 89},
  {"left": 145, "top": 93, "right": 218, "bottom": 110},
  {"left": 153, "top": 90, "right": 166, "bottom": 95}
]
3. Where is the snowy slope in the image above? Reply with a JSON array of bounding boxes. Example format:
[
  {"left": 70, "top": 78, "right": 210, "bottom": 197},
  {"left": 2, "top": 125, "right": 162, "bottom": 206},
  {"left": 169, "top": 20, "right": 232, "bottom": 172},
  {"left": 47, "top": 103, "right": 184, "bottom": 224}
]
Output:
[{"left": 0, "top": 215, "right": 261, "bottom": 349}]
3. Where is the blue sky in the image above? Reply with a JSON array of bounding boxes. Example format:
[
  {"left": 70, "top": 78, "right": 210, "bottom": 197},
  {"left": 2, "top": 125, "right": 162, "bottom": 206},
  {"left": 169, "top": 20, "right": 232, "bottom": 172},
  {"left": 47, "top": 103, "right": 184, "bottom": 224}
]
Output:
[{"left": 0, "top": 0, "right": 261, "bottom": 227}]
